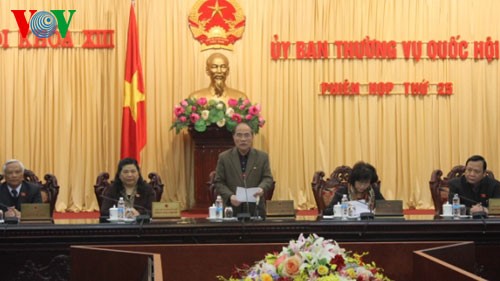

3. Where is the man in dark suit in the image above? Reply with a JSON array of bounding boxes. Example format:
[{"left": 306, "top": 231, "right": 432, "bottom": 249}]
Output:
[
  {"left": 0, "top": 159, "right": 42, "bottom": 218},
  {"left": 214, "top": 122, "right": 274, "bottom": 217},
  {"left": 448, "top": 155, "right": 500, "bottom": 215}
]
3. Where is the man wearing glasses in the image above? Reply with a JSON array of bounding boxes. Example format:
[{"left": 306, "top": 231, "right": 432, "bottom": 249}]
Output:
[
  {"left": 448, "top": 155, "right": 500, "bottom": 215},
  {"left": 214, "top": 122, "right": 274, "bottom": 217}
]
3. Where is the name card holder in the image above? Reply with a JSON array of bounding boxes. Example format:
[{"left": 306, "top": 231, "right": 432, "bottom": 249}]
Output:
[
  {"left": 152, "top": 202, "right": 181, "bottom": 219},
  {"left": 266, "top": 200, "right": 295, "bottom": 220}
]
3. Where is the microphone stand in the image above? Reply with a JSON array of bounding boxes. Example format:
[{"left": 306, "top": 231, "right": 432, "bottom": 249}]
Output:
[
  {"left": 236, "top": 173, "right": 251, "bottom": 221},
  {"left": 252, "top": 195, "right": 263, "bottom": 221}
]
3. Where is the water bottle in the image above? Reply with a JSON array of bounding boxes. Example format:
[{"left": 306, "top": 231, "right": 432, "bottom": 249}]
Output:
[
  {"left": 341, "top": 194, "right": 349, "bottom": 220},
  {"left": 452, "top": 193, "right": 460, "bottom": 219},
  {"left": 117, "top": 197, "right": 125, "bottom": 220},
  {"left": 215, "top": 195, "right": 223, "bottom": 219}
]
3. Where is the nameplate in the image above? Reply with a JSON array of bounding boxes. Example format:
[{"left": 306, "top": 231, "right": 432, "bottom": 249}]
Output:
[
  {"left": 266, "top": 200, "right": 295, "bottom": 218},
  {"left": 489, "top": 199, "right": 500, "bottom": 215},
  {"left": 20, "top": 203, "right": 52, "bottom": 223},
  {"left": 152, "top": 202, "right": 181, "bottom": 218}
]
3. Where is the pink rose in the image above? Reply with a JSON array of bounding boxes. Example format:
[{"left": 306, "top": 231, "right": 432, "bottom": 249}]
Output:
[
  {"left": 258, "top": 117, "right": 265, "bottom": 127},
  {"left": 190, "top": 113, "right": 200, "bottom": 123},
  {"left": 227, "top": 98, "right": 238, "bottom": 107},
  {"left": 245, "top": 114, "right": 253, "bottom": 120},
  {"left": 197, "top": 97, "right": 207, "bottom": 106},
  {"left": 231, "top": 114, "right": 242, "bottom": 123},
  {"left": 181, "top": 100, "right": 188, "bottom": 107},
  {"left": 191, "top": 106, "right": 197, "bottom": 112},
  {"left": 239, "top": 105, "right": 246, "bottom": 110},
  {"left": 242, "top": 99, "right": 250, "bottom": 106},
  {"left": 179, "top": 116, "right": 187, "bottom": 122},
  {"left": 249, "top": 105, "right": 260, "bottom": 115},
  {"left": 174, "top": 105, "right": 185, "bottom": 116}
]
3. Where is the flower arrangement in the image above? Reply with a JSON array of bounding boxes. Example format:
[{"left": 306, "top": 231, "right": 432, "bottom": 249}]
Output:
[
  {"left": 217, "top": 233, "right": 391, "bottom": 281},
  {"left": 170, "top": 97, "right": 265, "bottom": 134}
]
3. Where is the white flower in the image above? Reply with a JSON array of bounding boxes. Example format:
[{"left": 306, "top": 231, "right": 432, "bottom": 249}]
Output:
[
  {"left": 201, "top": 110, "right": 210, "bottom": 120},
  {"left": 216, "top": 118, "right": 226, "bottom": 127},
  {"left": 216, "top": 103, "right": 224, "bottom": 110},
  {"left": 225, "top": 108, "right": 234, "bottom": 117}
]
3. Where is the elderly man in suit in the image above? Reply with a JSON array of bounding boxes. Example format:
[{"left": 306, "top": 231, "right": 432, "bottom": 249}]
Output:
[
  {"left": 0, "top": 159, "right": 42, "bottom": 218},
  {"left": 214, "top": 122, "right": 274, "bottom": 218}
]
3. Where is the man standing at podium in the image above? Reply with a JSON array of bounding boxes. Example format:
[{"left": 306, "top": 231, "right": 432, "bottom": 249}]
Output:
[
  {"left": 214, "top": 122, "right": 273, "bottom": 218},
  {"left": 189, "top": 52, "right": 248, "bottom": 105}
]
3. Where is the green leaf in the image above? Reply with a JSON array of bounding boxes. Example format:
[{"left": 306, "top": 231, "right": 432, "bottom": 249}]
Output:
[{"left": 194, "top": 120, "right": 207, "bottom": 132}]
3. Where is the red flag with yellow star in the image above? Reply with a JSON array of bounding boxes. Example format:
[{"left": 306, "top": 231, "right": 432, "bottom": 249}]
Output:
[{"left": 121, "top": 3, "right": 146, "bottom": 162}]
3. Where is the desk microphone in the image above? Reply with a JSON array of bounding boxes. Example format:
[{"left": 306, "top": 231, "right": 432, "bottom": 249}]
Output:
[{"left": 439, "top": 187, "right": 488, "bottom": 219}]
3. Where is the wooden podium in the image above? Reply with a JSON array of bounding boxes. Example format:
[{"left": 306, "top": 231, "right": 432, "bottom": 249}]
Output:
[{"left": 189, "top": 125, "right": 233, "bottom": 209}]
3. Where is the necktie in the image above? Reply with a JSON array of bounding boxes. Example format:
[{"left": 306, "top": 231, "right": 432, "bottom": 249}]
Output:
[{"left": 11, "top": 189, "right": 18, "bottom": 198}]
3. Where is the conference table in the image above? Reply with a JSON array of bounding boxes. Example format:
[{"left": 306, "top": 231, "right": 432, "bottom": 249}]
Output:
[{"left": 2, "top": 214, "right": 500, "bottom": 280}]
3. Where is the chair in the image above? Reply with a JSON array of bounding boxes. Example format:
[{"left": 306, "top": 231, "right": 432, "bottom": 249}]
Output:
[
  {"left": 0, "top": 169, "right": 60, "bottom": 215},
  {"left": 94, "top": 172, "right": 164, "bottom": 209},
  {"left": 311, "top": 165, "right": 352, "bottom": 215},
  {"left": 429, "top": 165, "right": 495, "bottom": 216},
  {"left": 206, "top": 170, "right": 276, "bottom": 204}
]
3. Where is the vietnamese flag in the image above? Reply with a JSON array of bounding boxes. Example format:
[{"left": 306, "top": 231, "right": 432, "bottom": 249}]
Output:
[{"left": 121, "top": 3, "right": 146, "bottom": 163}]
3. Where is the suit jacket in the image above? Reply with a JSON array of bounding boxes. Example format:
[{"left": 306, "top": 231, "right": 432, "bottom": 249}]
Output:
[
  {"left": 0, "top": 181, "right": 43, "bottom": 212},
  {"left": 448, "top": 175, "right": 500, "bottom": 209},
  {"left": 100, "top": 182, "right": 155, "bottom": 217},
  {"left": 214, "top": 147, "right": 274, "bottom": 216}
]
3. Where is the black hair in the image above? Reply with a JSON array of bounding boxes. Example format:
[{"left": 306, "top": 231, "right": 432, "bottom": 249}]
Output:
[
  {"left": 348, "top": 161, "right": 376, "bottom": 186},
  {"left": 465, "top": 155, "right": 487, "bottom": 171},
  {"left": 112, "top": 157, "right": 146, "bottom": 191}
]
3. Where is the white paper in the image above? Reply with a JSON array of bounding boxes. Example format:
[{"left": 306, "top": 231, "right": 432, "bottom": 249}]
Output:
[
  {"left": 349, "top": 200, "right": 371, "bottom": 216},
  {"left": 236, "top": 186, "right": 260, "bottom": 202}
]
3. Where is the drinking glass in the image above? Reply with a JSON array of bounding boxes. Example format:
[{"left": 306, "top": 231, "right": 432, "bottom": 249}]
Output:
[{"left": 224, "top": 206, "right": 233, "bottom": 219}]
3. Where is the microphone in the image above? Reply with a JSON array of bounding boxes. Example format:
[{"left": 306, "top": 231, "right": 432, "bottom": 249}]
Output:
[
  {"left": 439, "top": 187, "right": 488, "bottom": 219},
  {"left": 100, "top": 194, "right": 151, "bottom": 223},
  {"left": 237, "top": 173, "right": 251, "bottom": 221}
]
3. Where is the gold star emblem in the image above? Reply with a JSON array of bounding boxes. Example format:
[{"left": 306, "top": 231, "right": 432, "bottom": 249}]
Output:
[
  {"left": 208, "top": 0, "right": 226, "bottom": 19},
  {"left": 124, "top": 72, "right": 145, "bottom": 121}
]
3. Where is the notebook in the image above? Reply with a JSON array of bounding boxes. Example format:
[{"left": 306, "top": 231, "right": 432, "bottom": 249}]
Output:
[
  {"left": 374, "top": 200, "right": 403, "bottom": 217},
  {"left": 488, "top": 198, "right": 500, "bottom": 215},
  {"left": 266, "top": 200, "right": 295, "bottom": 219},
  {"left": 20, "top": 203, "right": 52, "bottom": 222}
]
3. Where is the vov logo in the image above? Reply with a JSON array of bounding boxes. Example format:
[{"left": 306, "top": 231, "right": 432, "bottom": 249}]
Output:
[{"left": 11, "top": 10, "right": 76, "bottom": 39}]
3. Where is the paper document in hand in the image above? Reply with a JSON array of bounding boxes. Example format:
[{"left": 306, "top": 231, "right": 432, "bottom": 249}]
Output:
[{"left": 236, "top": 186, "right": 260, "bottom": 202}]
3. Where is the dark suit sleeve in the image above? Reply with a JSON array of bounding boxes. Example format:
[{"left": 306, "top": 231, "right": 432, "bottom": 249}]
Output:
[
  {"left": 141, "top": 185, "right": 155, "bottom": 215},
  {"left": 214, "top": 154, "right": 234, "bottom": 205},
  {"left": 257, "top": 153, "right": 274, "bottom": 192}
]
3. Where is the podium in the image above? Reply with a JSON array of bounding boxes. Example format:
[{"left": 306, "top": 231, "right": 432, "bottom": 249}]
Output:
[{"left": 189, "top": 125, "right": 233, "bottom": 209}]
